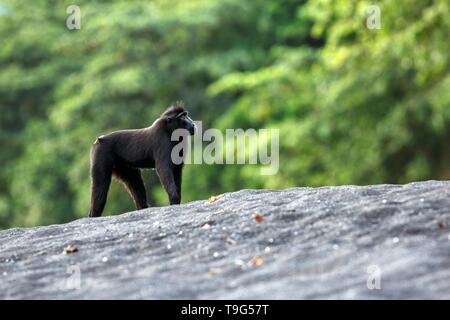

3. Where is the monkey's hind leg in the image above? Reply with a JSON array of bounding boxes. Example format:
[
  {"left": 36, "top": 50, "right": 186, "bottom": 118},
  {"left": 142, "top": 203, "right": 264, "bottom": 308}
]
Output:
[
  {"left": 113, "top": 166, "right": 149, "bottom": 210},
  {"left": 89, "top": 144, "right": 113, "bottom": 217}
]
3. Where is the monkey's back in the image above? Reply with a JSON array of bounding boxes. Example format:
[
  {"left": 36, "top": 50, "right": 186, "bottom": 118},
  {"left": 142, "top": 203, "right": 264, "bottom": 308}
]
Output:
[{"left": 93, "top": 129, "right": 156, "bottom": 169}]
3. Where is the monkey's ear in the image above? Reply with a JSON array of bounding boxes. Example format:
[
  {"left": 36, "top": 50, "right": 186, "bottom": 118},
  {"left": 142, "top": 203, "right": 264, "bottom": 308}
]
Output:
[
  {"left": 175, "top": 111, "right": 188, "bottom": 119},
  {"left": 167, "top": 111, "right": 187, "bottom": 123}
]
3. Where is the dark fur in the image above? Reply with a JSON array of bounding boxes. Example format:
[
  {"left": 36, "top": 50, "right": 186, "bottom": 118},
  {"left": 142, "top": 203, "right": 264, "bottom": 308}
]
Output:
[{"left": 89, "top": 103, "right": 195, "bottom": 217}]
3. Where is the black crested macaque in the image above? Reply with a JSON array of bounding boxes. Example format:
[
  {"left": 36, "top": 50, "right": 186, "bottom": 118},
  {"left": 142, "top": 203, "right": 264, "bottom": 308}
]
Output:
[{"left": 89, "top": 102, "right": 196, "bottom": 217}]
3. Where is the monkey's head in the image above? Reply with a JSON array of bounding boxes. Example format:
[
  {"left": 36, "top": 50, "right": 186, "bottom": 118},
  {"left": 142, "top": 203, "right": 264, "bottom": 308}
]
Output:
[{"left": 163, "top": 103, "right": 196, "bottom": 136}]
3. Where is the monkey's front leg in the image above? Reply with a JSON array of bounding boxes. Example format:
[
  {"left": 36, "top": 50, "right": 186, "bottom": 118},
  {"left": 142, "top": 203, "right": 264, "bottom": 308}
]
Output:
[
  {"left": 173, "top": 165, "right": 183, "bottom": 203},
  {"left": 155, "top": 162, "right": 180, "bottom": 205}
]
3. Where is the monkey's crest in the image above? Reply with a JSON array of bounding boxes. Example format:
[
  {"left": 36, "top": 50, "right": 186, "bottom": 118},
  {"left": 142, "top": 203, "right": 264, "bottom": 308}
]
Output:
[{"left": 162, "top": 101, "right": 186, "bottom": 118}]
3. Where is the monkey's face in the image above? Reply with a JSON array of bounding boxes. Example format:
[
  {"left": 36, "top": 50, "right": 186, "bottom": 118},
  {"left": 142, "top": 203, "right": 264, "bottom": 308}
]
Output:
[{"left": 166, "top": 111, "right": 196, "bottom": 135}]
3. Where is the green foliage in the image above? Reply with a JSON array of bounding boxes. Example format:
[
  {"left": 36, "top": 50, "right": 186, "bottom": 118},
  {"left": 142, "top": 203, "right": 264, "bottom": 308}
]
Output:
[{"left": 0, "top": 0, "right": 448, "bottom": 228}]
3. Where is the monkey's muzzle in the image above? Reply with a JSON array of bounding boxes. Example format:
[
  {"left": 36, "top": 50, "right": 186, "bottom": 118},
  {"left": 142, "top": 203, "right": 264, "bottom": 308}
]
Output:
[{"left": 188, "top": 123, "right": 196, "bottom": 135}]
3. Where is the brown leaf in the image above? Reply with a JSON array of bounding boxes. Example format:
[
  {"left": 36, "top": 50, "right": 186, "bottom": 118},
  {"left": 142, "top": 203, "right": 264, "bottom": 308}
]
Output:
[
  {"left": 226, "top": 238, "right": 237, "bottom": 246},
  {"left": 255, "top": 214, "right": 265, "bottom": 222},
  {"left": 209, "top": 194, "right": 224, "bottom": 202},
  {"left": 248, "top": 256, "right": 264, "bottom": 266},
  {"left": 438, "top": 222, "right": 447, "bottom": 229},
  {"left": 62, "top": 245, "right": 78, "bottom": 255}
]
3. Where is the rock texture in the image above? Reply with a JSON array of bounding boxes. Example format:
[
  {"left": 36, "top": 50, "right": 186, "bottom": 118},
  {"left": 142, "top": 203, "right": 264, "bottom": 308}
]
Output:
[{"left": 1, "top": 180, "right": 450, "bottom": 299}]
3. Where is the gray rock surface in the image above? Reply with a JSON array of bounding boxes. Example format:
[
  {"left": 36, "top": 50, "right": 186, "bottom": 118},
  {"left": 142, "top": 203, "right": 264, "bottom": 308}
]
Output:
[{"left": 1, "top": 180, "right": 450, "bottom": 299}]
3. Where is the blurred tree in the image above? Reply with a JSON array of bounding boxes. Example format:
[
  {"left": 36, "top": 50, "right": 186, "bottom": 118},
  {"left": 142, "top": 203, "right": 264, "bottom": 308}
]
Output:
[{"left": 197, "top": 0, "right": 450, "bottom": 194}]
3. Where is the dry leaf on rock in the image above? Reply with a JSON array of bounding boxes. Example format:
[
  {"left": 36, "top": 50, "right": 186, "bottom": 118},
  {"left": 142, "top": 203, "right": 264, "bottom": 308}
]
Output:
[
  {"left": 438, "top": 222, "right": 447, "bottom": 229},
  {"left": 209, "top": 194, "right": 224, "bottom": 202},
  {"left": 62, "top": 245, "right": 78, "bottom": 255},
  {"left": 248, "top": 256, "right": 264, "bottom": 266},
  {"left": 255, "top": 214, "right": 265, "bottom": 222}
]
